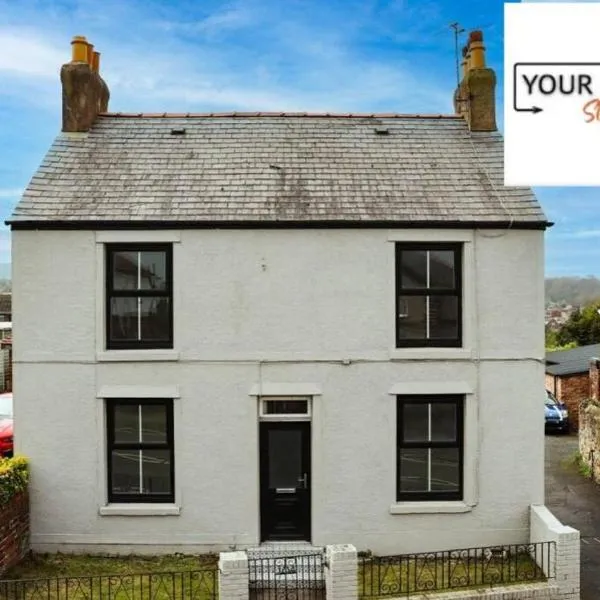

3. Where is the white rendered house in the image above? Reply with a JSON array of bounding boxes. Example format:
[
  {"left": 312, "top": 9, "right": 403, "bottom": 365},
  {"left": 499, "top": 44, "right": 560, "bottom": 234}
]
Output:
[{"left": 10, "top": 33, "right": 549, "bottom": 555}]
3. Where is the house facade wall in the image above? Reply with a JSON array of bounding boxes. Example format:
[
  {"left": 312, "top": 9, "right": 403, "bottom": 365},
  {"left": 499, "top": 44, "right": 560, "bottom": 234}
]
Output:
[{"left": 12, "top": 227, "right": 545, "bottom": 555}]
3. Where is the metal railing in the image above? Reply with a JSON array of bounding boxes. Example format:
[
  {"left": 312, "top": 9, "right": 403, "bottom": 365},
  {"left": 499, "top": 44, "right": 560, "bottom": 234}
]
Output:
[
  {"left": 248, "top": 552, "right": 325, "bottom": 599},
  {"left": 359, "top": 541, "right": 555, "bottom": 598},
  {"left": 0, "top": 569, "right": 218, "bottom": 600}
]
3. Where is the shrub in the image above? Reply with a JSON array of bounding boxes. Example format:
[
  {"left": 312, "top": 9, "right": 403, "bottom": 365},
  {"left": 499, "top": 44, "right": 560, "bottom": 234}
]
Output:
[{"left": 0, "top": 455, "right": 29, "bottom": 506}]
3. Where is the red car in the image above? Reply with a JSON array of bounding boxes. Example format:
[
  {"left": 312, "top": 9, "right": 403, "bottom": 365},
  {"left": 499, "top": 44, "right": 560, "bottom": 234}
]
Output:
[{"left": 0, "top": 393, "right": 13, "bottom": 458}]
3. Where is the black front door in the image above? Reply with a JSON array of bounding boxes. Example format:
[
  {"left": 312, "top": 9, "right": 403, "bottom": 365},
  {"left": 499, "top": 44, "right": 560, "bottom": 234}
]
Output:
[{"left": 260, "top": 421, "right": 311, "bottom": 541}]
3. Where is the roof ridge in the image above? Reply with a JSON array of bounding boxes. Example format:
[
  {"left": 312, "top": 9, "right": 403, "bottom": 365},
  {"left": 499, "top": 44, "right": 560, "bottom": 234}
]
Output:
[{"left": 97, "top": 111, "right": 462, "bottom": 119}]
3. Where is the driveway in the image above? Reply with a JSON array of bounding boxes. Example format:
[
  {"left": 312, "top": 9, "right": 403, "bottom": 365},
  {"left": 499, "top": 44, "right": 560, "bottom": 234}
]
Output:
[{"left": 545, "top": 433, "right": 600, "bottom": 600}]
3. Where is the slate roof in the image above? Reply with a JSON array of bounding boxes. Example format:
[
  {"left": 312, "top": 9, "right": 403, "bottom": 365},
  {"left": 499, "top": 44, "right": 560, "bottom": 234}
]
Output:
[
  {"left": 545, "top": 343, "right": 600, "bottom": 376},
  {"left": 9, "top": 113, "right": 548, "bottom": 227}
]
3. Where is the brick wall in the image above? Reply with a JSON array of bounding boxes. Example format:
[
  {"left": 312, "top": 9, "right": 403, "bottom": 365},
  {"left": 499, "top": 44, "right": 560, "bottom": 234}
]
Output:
[
  {"left": 546, "top": 373, "right": 558, "bottom": 396},
  {"left": 325, "top": 544, "right": 357, "bottom": 600},
  {"left": 530, "top": 505, "right": 580, "bottom": 599},
  {"left": 218, "top": 551, "right": 248, "bottom": 600},
  {"left": 554, "top": 372, "right": 589, "bottom": 431},
  {"left": 0, "top": 492, "right": 30, "bottom": 576}
]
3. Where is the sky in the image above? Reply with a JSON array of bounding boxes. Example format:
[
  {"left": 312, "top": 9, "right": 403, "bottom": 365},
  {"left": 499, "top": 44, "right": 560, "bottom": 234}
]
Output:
[{"left": 0, "top": 0, "right": 598, "bottom": 277}]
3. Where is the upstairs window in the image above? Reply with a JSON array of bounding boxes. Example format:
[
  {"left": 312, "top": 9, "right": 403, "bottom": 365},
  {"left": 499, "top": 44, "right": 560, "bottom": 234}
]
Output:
[
  {"left": 395, "top": 243, "right": 462, "bottom": 347},
  {"left": 106, "top": 244, "right": 173, "bottom": 350}
]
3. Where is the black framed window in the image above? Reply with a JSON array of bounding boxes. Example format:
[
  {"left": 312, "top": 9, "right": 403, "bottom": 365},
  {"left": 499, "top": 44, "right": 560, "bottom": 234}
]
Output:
[
  {"left": 106, "top": 399, "right": 175, "bottom": 503},
  {"left": 106, "top": 244, "right": 173, "bottom": 350},
  {"left": 395, "top": 243, "right": 462, "bottom": 347},
  {"left": 396, "top": 395, "right": 463, "bottom": 501}
]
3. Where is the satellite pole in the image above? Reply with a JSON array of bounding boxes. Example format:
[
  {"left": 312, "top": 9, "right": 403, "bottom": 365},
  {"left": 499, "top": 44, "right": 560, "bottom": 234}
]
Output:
[{"left": 449, "top": 22, "right": 465, "bottom": 87}]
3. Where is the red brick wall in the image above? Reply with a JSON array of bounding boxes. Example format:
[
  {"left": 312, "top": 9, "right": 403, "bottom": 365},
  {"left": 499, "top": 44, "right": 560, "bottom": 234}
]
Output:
[
  {"left": 545, "top": 373, "right": 557, "bottom": 395},
  {"left": 0, "top": 492, "right": 29, "bottom": 576},
  {"left": 555, "top": 373, "right": 589, "bottom": 431}
]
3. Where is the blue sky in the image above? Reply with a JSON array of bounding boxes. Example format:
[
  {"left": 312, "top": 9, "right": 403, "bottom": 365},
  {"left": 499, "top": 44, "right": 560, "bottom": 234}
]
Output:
[{"left": 0, "top": 0, "right": 598, "bottom": 276}]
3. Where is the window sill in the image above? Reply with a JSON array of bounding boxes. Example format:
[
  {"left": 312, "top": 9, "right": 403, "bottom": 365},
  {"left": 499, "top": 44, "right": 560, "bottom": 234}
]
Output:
[
  {"left": 389, "top": 501, "right": 473, "bottom": 515},
  {"left": 97, "top": 350, "right": 180, "bottom": 362},
  {"left": 99, "top": 504, "right": 181, "bottom": 516},
  {"left": 389, "top": 348, "right": 473, "bottom": 361}
]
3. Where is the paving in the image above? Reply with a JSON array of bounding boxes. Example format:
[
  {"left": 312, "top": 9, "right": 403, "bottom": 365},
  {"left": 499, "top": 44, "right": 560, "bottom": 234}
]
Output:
[{"left": 545, "top": 433, "right": 600, "bottom": 599}]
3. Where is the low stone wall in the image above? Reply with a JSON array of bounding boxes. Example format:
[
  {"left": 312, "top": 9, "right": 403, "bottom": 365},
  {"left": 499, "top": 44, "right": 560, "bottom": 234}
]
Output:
[
  {"left": 530, "top": 505, "right": 580, "bottom": 599},
  {"left": 0, "top": 491, "right": 30, "bottom": 576},
  {"left": 218, "top": 542, "right": 569, "bottom": 600},
  {"left": 579, "top": 397, "right": 600, "bottom": 482},
  {"left": 579, "top": 358, "right": 600, "bottom": 482},
  {"left": 396, "top": 582, "right": 558, "bottom": 599}
]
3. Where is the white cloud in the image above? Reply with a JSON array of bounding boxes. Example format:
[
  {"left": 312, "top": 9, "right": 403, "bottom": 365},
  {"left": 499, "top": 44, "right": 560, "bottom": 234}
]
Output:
[
  {"left": 573, "top": 229, "right": 600, "bottom": 238},
  {"left": 163, "top": 4, "right": 257, "bottom": 35},
  {"left": 0, "top": 29, "right": 67, "bottom": 79},
  {"left": 0, "top": 0, "right": 455, "bottom": 115}
]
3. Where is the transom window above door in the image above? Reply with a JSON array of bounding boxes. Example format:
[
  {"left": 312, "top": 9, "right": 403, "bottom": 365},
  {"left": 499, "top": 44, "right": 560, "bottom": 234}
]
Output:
[
  {"left": 395, "top": 243, "right": 462, "bottom": 348},
  {"left": 106, "top": 244, "right": 173, "bottom": 350},
  {"left": 259, "top": 397, "right": 312, "bottom": 420}
]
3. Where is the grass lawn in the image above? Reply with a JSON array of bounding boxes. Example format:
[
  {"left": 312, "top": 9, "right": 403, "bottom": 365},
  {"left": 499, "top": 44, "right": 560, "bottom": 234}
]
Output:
[
  {"left": 358, "top": 552, "right": 547, "bottom": 598},
  {"left": 0, "top": 553, "right": 219, "bottom": 600}
]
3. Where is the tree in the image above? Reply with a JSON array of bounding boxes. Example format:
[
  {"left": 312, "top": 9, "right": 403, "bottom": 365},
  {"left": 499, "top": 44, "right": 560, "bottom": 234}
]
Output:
[
  {"left": 556, "top": 301, "right": 600, "bottom": 346},
  {"left": 545, "top": 327, "right": 575, "bottom": 351}
]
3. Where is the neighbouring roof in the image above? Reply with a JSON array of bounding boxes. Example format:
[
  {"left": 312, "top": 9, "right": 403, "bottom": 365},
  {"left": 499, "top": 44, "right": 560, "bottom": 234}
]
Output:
[
  {"left": 0, "top": 294, "right": 11, "bottom": 315},
  {"left": 545, "top": 343, "right": 600, "bottom": 376},
  {"left": 9, "top": 113, "right": 548, "bottom": 227}
]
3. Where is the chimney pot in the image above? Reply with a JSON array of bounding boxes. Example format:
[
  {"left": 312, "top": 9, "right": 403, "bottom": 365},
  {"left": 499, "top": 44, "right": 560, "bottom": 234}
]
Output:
[
  {"left": 71, "top": 36, "right": 88, "bottom": 63},
  {"left": 469, "top": 30, "right": 483, "bottom": 43},
  {"left": 86, "top": 42, "right": 94, "bottom": 66},
  {"left": 92, "top": 51, "right": 100, "bottom": 73}
]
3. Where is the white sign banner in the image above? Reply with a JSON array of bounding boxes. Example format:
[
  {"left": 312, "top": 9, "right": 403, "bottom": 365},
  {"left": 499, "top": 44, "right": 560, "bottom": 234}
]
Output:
[{"left": 504, "top": 2, "right": 600, "bottom": 186}]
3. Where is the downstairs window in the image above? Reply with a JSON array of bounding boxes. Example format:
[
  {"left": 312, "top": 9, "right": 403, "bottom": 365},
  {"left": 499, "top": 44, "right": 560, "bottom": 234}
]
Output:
[
  {"left": 397, "top": 395, "right": 464, "bottom": 501},
  {"left": 106, "top": 399, "right": 174, "bottom": 503}
]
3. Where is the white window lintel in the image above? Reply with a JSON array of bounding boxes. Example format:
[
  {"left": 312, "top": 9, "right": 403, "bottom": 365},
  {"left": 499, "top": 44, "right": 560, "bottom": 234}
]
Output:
[
  {"left": 388, "top": 382, "right": 473, "bottom": 395},
  {"left": 96, "top": 231, "right": 181, "bottom": 243},
  {"left": 387, "top": 231, "right": 474, "bottom": 243},
  {"left": 97, "top": 385, "right": 181, "bottom": 399},
  {"left": 249, "top": 383, "right": 322, "bottom": 397}
]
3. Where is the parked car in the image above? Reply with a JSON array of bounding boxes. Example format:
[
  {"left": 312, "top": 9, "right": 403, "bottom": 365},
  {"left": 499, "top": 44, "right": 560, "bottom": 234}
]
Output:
[
  {"left": 545, "top": 389, "right": 569, "bottom": 434},
  {"left": 0, "top": 392, "right": 13, "bottom": 457}
]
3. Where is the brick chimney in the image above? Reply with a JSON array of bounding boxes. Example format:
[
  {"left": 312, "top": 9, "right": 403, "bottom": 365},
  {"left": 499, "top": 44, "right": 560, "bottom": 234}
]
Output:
[
  {"left": 453, "top": 30, "right": 497, "bottom": 132},
  {"left": 60, "top": 36, "right": 110, "bottom": 132}
]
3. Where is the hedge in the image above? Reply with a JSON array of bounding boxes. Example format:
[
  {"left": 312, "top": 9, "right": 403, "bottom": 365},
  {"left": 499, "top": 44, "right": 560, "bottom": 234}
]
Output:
[{"left": 0, "top": 455, "right": 29, "bottom": 506}]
